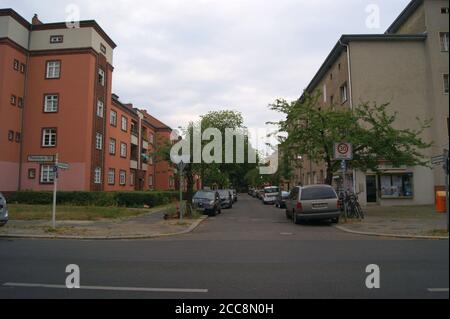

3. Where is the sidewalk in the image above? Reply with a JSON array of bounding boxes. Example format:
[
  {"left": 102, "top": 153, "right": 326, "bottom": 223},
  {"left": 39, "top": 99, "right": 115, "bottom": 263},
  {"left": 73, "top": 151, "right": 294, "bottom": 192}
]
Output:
[
  {"left": 0, "top": 208, "right": 207, "bottom": 240},
  {"left": 335, "top": 205, "right": 449, "bottom": 239}
]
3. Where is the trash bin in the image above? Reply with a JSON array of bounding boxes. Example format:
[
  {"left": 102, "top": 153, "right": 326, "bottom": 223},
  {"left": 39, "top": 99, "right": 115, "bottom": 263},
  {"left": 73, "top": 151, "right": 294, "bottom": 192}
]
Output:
[{"left": 436, "top": 191, "right": 447, "bottom": 213}]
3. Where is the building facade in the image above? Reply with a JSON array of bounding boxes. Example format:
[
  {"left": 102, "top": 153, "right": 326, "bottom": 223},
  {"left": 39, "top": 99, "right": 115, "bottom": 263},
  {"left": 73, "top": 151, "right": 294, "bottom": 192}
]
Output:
[
  {"left": 0, "top": 9, "right": 174, "bottom": 192},
  {"left": 291, "top": 0, "right": 449, "bottom": 206}
]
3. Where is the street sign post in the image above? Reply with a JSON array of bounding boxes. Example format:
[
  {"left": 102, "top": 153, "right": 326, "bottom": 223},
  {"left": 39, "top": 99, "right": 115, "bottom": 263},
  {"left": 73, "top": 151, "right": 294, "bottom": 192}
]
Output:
[
  {"left": 334, "top": 142, "right": 353, "bottom": 160},
  {"left": 52, "top": 153, "right": 59, "bottom": 229}
]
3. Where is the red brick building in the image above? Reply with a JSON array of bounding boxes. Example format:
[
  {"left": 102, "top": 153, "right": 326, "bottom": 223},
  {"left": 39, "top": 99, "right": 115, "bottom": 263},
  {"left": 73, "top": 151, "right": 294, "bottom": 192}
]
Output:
[{"left": 0, "top": 9, "right": 174, "bottom": 192}]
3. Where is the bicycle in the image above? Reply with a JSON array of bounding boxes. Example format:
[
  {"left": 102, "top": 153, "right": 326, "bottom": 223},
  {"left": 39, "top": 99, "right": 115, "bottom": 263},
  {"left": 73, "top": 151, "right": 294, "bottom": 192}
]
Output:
[{"left": 339, "top": 191, "right": 364, "bottom": 220}]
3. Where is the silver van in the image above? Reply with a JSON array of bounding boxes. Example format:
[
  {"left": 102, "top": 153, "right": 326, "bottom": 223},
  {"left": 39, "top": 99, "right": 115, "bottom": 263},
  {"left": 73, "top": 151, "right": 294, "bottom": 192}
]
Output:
[
  {"left": 0, "top": 192, "right": 8, "bottom": 227},
  {"left": 285, "top": 185, "right": 340, "bottom": 224}
]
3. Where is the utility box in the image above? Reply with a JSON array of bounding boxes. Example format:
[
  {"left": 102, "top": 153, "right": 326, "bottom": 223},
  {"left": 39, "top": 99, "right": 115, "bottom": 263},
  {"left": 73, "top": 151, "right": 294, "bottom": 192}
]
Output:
[{"left": 436, "top": 191, "right": 447, "bottom": 213}]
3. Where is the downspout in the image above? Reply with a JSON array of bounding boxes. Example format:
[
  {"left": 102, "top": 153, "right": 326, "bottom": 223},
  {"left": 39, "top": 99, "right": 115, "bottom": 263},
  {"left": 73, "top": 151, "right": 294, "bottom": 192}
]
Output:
[
  {"left": 339, "top": 39, "right": 357, "bottom": 194},
  {"left": 18, "top": 24, "right": 32, "bottom": 191}
]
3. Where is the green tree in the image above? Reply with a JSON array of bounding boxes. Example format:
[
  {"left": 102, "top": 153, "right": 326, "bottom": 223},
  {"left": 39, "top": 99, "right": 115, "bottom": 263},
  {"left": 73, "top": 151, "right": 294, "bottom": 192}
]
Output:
[{"left": 269, "top": 92, "right": 432, "bottom": 185}]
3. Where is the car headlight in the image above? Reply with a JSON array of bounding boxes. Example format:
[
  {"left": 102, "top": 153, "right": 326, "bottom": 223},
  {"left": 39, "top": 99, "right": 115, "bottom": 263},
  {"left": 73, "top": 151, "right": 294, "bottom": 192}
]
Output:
[{"left": 209, "top": 200, "right": 214, "bottom": 205}]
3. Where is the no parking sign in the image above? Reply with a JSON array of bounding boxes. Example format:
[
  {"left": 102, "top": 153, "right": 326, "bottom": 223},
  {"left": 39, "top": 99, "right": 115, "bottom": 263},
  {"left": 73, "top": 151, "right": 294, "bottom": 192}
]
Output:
[{"left": 334, "top": 142, "right": 353, "bottom": 160}]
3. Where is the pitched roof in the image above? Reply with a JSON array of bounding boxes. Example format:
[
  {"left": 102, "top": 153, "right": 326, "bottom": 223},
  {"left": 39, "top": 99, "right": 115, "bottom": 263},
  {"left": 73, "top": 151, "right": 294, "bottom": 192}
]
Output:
[{"left": 385, "top": 0, "right": 423, "bottom": 34}]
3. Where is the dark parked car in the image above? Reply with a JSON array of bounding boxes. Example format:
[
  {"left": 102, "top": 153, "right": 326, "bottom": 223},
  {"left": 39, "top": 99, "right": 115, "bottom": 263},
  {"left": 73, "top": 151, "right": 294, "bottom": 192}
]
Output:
[
  {"left": 0, "top": 192, "right": 8, "bottom": 227},
  {"left": 192, "top": 190, "right": 221, "bottom": 216},
  {"left": 285, "top": 185, "right": 340, "bottom": 224},
  {"left": 275, "top": 191, "right": 290, "bottom": 208},
  {"left": 218, "top": 189, "right": 233, "bottom": 209}
]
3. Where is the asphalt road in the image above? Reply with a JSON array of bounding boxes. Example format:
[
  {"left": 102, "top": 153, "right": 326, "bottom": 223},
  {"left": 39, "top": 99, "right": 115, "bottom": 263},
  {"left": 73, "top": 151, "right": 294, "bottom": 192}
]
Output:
[{"left": 0, "top": 195, "right": 448, "bottom": 299}]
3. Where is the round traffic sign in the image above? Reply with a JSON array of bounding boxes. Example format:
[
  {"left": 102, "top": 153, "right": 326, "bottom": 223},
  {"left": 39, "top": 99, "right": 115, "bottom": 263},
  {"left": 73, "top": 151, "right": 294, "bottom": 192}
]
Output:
[{"left": 337, "top": 143, "right": 349, "bottom": 155}]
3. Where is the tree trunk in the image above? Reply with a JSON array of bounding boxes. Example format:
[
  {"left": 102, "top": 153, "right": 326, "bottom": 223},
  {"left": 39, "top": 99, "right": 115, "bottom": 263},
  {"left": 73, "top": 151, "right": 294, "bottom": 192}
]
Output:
[
  {"left": 185, "top": 165, "right": 194, "bottom": 217},
  {"left": 325, "top": 157, "right": 334, "bottom": 185}
]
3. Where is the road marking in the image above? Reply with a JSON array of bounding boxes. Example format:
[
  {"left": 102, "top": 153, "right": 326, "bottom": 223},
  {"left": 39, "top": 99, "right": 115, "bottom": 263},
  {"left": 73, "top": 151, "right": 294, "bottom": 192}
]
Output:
[
  {"left": 3, "top": 282, "right": 208, "bottom": 293},
  {"left": 427, "top": 288, "right": 449, "bottom": 293},
  {"left": 280, "top": 232, "right": 293, "bottom": 236}
]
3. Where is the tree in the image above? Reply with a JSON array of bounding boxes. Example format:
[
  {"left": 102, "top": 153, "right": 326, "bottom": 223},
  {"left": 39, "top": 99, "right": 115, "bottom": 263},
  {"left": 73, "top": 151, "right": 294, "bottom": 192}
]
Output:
[{"left": 269, "top": 92, "right": 432, "bottom": 185}]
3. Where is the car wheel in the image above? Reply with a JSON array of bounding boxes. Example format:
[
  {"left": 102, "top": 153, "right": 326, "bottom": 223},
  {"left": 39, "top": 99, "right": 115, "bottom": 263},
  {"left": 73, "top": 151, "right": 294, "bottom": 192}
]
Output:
[
  {"left": 331, "top": 217, "right": 339, "bottom": 224},
  {"left": 293, "top": 211, "right": 299, "bottom": 225},
  {"left": 285, "top": 211, "right": 291, "bottom": 219}
]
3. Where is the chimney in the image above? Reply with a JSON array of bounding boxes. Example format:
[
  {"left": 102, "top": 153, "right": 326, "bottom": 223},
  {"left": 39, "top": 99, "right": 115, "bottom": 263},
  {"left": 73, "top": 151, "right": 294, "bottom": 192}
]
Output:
[{"left": 32, "top": 14, "right": 43, "bottom": 25}]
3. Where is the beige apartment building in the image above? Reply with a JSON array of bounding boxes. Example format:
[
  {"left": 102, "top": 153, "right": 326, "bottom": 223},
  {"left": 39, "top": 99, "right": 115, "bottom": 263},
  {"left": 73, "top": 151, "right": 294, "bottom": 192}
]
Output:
[{"left": 291, "top": 0, "right": 449, "bottom": 206}]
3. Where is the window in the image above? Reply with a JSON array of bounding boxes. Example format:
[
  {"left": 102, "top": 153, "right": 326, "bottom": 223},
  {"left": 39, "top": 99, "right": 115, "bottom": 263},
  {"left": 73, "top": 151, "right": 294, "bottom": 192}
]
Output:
[
  {"left": 98, "top": 68, "right": 105, "bottom": 86},
  {"left": 96, "top": 132, "right": 103, "bottom": 150},
  {"left": 330, "top": 95, "right": 334, "bottom": 105},
  {"left": 380, "top": 173, "right": 414, "bottom": 198},
  {"left": 119, "top": 170, "right": 126, "bottom": 185},
  {"left": 338, "top": 63, "right": 341, "bottom": 70},
  {"left": 13, "top": 59, "right": 19, "bottom": 70},
  {"left": 340, "top": 83, "right": 348, "bottom": 103},
  {"left": 8, "top": 130, "right": 14, "bottom": 141},
  {"left": 40, "top": 165, "right": 55, "bottom": 184},
  {"left": 440, "top": 32, "right": 449, "bottom": 52},
  {"left": 96, "top": 100, "right": 104, "bottom": 118},
  {"left": 148, "top": 175, "right": 154, "bottom": 187},
  {"left": 50, "top": 35, "right": 64, "bottom": 44},
  {"left": 44, "top": 94, "right": 58, "bottom": 112},
  {"left": 121, "top": 116, "right": 128, "bottom": 131},
  {"left": 100, "top": 43, "right": 107, "bottom": 54},
  {"left": 10, "top": 95, "right": 16, "bottom": 105},
  {"left": 94, "top": 167, "right": 102, "bottom": 184},
  {"left": 28, "top": 168, "right": 36, "bottom": 179},
  {"left": 108, "top": 169, "right": 115, "bottom": 185},
  {"left": 148, "top": 155, "right": 153, "bottom": 165},
  {"left": 42, "top": 128, "right": 57, "bottom": 147},
  {"left": 15, "top": 132, "right": 21, "bottom": 143},
  {"left": 149, "top": 133, "right": 155, "bottom": 144},
  {"left": 130, "top": 172, "right": 135, "bottom": 186},
  {"left": 323, "top": 84, "right": 327, "bottom": 103},
  {"left": 441, "top": 7, "right": 449, "bottom": 14},
  {"left": 20, "top": 63, "right": 26, "bottom": 73},
  {"left": 120, "top": 142, "right": 127, "bottom": 158},
  {"left": 109, "top": 138, "right": 116, "bottom": 155},
  {"left": 110, "top": 110, "right": 117, "bottom": 126},
  {"left": 444, "top": 74, "right": 449, "bottom": 94},
  {"left": 18, "top": 97, "right": 23, "bottom": 108},
  {"left": 46, "top": 61, "right": 61, "bottom": 79},
  {"left": 329, "top": 73, "right": 333, "bottom": 80}
]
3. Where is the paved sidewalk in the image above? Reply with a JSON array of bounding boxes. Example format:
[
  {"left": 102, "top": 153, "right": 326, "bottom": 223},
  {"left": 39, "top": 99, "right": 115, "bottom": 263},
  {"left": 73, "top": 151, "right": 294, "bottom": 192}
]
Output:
[
  {"left": 335, "top": 205, "right": 448, "bottom": 239},
  {"left": 0, "top": 208, "right": 206, "bottom": 239}
]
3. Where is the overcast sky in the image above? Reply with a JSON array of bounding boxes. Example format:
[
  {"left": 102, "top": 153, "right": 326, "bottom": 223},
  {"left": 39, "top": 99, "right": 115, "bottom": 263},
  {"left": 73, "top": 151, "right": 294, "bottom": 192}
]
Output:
[{"left": 4, "top": 0, "right": 410, "bottom": 149}]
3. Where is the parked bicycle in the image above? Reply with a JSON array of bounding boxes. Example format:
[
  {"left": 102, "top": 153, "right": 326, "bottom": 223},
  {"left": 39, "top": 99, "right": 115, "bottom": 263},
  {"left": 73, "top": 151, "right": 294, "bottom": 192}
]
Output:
[{"left": 339, "top": 191, "right": 364, "bottom": 220}]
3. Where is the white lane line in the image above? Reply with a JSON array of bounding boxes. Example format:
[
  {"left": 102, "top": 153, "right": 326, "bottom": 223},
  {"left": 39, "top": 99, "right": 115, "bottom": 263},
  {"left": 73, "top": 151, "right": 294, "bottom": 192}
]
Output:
[
  {"left": 427, "top": 288, "right": 449, "bottom": 293},
  {"left": 3, "top": 282, "right": 208, "bottom": 293}
]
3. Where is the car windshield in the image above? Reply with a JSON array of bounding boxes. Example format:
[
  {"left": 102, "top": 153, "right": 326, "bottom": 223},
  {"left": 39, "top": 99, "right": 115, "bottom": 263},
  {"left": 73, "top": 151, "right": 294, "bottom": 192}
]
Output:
[
  {"left": 281, "top": 191, "right": 290, "bottom": 198},
  {"left": 300, "top": 187, "right": 337, "bottom": 200},
  {"left": 194, "top": 191, "right": 215, "bottom": 200},
  {"left": 218, "top": 190, "right": 230, "bottom": 197},
  {"left": 265, "top": 187, "right": 279, "bottom": 193}
]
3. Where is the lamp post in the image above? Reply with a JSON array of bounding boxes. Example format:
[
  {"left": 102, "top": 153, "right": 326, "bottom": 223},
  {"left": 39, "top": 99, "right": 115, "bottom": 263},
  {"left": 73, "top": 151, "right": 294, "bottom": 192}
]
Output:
[{"left": 177, "top": 160, "right": 186, "bottom": 222}]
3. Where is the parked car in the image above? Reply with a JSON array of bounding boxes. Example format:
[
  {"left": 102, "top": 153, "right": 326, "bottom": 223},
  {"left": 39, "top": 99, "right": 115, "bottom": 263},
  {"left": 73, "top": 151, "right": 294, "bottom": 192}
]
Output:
[
  {"left": 218, "top": 189, "right": 233, "bottom": 209},
  {"left": 285, "top": 185, "right": 340, "bottom": 224},
  {"left": 256, "top": 189, "right": 264, "bottom": 199},
  {"left": 231, "top": 189, "right": 237, "bottom": 202},
  {"left": 275, "top": 191, "right": 290, "bottom": 208},
  {"left": 0, "top": 192, "right": 8, "bottom": 227},
  {"left": 192, "top": 190, "right": 222, "bottom": 216},
  {"left": 262, "top": 186, "right": 279, "bottom": 205}
]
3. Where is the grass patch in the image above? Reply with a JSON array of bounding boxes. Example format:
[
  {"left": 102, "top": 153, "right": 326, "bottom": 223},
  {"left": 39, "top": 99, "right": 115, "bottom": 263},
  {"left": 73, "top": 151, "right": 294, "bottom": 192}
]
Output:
[
  {"left": 8, "top": 204, "right": 170, "bottom": 221},
  {"left": 423, "top": 229, "right": 449, "bottom": 237}
]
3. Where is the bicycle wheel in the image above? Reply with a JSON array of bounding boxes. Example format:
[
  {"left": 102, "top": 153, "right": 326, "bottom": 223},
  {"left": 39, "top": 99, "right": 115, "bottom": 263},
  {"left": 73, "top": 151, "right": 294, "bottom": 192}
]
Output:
[{"left": 355, "top": 202, "right": 364, "bottom": 219}]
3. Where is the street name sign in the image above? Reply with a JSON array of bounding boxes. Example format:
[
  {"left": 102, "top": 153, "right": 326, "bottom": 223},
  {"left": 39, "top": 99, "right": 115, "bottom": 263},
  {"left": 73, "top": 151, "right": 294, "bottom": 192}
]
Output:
[
  {"left": 28, "top": 155, "right": 55, "bottom": 162},
  {"left": 57, "top": 162, "right": 70, "bottom": 170},
  {"left": 431, "top": 155, "right": 445, "bottom": 165}
]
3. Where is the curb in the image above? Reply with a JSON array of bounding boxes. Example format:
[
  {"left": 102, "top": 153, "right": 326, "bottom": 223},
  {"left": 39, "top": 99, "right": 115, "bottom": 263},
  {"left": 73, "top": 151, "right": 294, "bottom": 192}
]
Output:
[
  {"left": 334, "top": 225, "right": 449, "bottom": 240},
  {"left": 0, "top": 216, "right": 208, "bottom": 240}
]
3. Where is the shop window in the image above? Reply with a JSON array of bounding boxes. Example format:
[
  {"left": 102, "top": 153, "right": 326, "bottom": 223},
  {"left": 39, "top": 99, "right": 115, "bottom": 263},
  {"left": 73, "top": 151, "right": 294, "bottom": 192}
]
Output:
[{"left": 380, "top": 173, "right": 414, "bottom": 198}]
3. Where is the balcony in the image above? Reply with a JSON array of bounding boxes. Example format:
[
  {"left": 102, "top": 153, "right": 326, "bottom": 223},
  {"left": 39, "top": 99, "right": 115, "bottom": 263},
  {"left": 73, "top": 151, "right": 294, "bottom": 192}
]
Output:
[
  {"left": 142, "top": 140, "right": 149, "bottom": 149},
  {"left": 142, "top": 163, "right": 148, "bottom": 171},
  {"left": 131, "top": 134, "right": 138, "bottom": 146},
  {"left": 130, "top": 160, "right": 138, "bottom": 169}
]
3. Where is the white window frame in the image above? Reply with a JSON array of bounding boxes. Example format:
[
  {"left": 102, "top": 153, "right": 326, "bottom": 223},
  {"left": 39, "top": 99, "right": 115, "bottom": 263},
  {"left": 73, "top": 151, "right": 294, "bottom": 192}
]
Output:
[
  {"left": 94, "top": 167, "right": 102, "bottom": 184},
  {"left": 96, "top": 100, "right": 104, "bottom": 118},
  {"left": 110, "top": 110, "right": 117, "bottom": 126},
  {"left": 121, "top": 116, "right": 128, "bottom": 131},
  {"left": 42, "top": 128, "right": 57, "bottom": 147},
  {"left": 130, "top": 172, "right": 135, "bottom": 186},
  {"left": 119, "top": 170, "right": 126, "bottom": 185},
  {"left": 323, "top": 84, "right": 327, "bottom": 103},
  {"left": 46, "top": 61, "right": 60, "bottom": 79},
  {"left": 148, "top": 175, "right": 154, "bottom": 187},
  {"left": 98, "top": 68, "right": 105, "bottom": 86},
  {"left": 108, "top": 169, "right": 115, "bottom": 185},
  {"left": 96, "top": 132, "right": 103, "bottom": 150},
  {"left": 340, "top": 83, "right": 348, "bottom": 104},
  {"left": 120, "top": 142, "right": 127, "bottom": 158},
  {"left": 40, "top": 165, "right": 55, "bottom": 184},
  {"left": 44, "top": 94, "right": 58, "bottom": 113},
  {"left": 109, "top": 138, "right": 116, "bottom": 155},
  {"left": 439, "top": 32, "right": 449, "bottom": 52}
]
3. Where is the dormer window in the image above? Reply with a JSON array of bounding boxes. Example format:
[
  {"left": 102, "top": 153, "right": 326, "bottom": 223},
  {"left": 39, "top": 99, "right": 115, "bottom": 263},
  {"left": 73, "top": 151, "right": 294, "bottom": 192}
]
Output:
[{"left": 50, "top": 35, "right": 64, "bottom": 44}]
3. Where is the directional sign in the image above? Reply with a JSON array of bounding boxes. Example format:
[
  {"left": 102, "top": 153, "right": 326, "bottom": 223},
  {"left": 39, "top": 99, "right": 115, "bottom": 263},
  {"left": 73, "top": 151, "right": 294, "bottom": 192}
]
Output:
[
  {"left": 57, "top": 162, "right": 69, "bottom": 170},
  {"left": 28, "top": 155, "right": 55, "bottom": 162},
  {"left": 334, "top": 142, "right": 353, "bottom": 160}
]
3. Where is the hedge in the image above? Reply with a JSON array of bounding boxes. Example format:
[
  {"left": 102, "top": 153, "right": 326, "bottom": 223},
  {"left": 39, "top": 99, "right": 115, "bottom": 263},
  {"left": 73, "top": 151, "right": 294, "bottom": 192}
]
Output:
[{"left": 4, "top": 191, "right": 182, "bottom": 208}]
